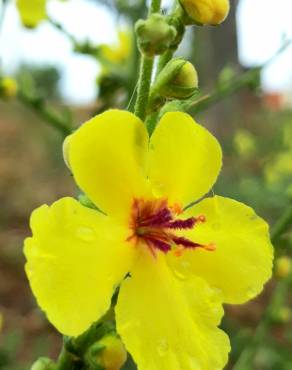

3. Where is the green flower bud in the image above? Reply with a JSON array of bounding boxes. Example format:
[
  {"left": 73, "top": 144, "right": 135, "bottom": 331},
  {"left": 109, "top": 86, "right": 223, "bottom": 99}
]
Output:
[
  {"left": 31, "top": 357, "right": 55, "bottom": 370},
  {"left": 154, "top": 58, "right": 198, "bottom": 100},
  {"left": 86, "top": 335, "right": 127, "bottom": 370},
  {"left": 135, "top": 14, "right": 177, "bottom": 56},
  {"left": 0, "top": 77, "right": 18, "bottom": 99},
  {"left": 179, "top": 0, "right": 230, "bottom": 26}
]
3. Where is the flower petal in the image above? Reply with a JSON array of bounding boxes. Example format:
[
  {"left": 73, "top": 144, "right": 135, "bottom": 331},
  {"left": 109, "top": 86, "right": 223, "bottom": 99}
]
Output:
[
  {"left": 24, "top": 197, "right": 136, "bottom": 336},
  {"left": 116, "top": 249, "right": 230, "bottom": 370},
  {"left": 68, "top": 110, "right": 150, "bottom": 221},
  {"left": 168, "top": 196, "right": 274, "bottom": 304},
  {"left": 147, "top": 112, "right": 222, "bottom": 207}
]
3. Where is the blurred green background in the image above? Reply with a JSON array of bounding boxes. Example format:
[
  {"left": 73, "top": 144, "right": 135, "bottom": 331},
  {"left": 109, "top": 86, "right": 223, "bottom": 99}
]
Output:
[{"left": 0, "top": 1, "right": 291, "bottom": 369}]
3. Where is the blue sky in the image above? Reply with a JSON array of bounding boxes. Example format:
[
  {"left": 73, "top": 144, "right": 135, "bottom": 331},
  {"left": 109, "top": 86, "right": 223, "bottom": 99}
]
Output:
[{"left": 1, "top": 0, "right": 292, "bottom": 103}]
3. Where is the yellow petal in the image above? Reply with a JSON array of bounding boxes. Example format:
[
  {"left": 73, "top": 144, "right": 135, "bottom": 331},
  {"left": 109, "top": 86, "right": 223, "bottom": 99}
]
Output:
[
  {"left": 24, "top": 197, "right": 136, "bottom": 336},
  {"left": 168, "top": 196, "right": 274, "bottom": 304},
  {"left": 116, "top": 249, "right": 230, "bottom": 370},
  {"left": 16, "top": 0, "right": 46, "bottom": 28},
  {"left": 147, "top": 112, "right": 222, "bottom": 207},
  {"left": 68, "top": 110, "right": 150, "bottom": 221}
]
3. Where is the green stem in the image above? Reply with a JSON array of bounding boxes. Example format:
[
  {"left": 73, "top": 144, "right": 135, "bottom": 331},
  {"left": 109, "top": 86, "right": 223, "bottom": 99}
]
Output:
[
  {"left": 156, "top": 49, "right": 174, "bottom": 77},
  {"left": 18, "top": 89, "right": 72, "bottom": 137},
  {"left": 134, "top": 55, "right": 154, "bottom": 120},
  {"left": 271, "top": 203, "right": 292, "bottom": 244},
  {"left": 150, "top": 0, "right": 162, "bottom": 13},
  {"left": 55, "top": 347, "right": 76, "bottom": 370},
  {"left": 134, "top": 0, "right": 161, "bottom": 121},
  {"left": 187, "top": 68, "right": 260, "bottom": 114}
]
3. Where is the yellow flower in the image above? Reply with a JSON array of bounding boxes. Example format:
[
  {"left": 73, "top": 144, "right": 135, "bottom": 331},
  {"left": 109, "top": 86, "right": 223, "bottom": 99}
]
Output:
[
  {"left": 16, "top": 0, "right": 47, "bottom": 28},
  {"left": 180, "top": 0, "right": 230, "bottom": 26},
  {"left": 233, "top": 129, "right": 256, "bottom": 159},
  {"left": 24, "top": 110, "right": 273, "bottom": 370},
  {"left": 100, "top": 31, "right": 132, "bottom": 64},
  {"left": 264, "top": 149, "right": 292, "bottom": 191},
  {"left": 275, "top": 256, "right": 291, "bottom": 279},
  {"left": 0, "top": 77, "right": 18, "bottom": 98}
]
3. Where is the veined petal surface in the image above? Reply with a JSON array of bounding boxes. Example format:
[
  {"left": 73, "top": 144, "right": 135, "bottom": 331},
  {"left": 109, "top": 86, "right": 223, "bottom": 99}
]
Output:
[
  {"left": 24, "top": 197, "right": 136, "bottom": 336},
  {"left": 68, "top": 110, "right": 150, "bottom": 221},
  {"left": 116, "top": 249, "right": 230, "bottom": 370},
  {"left": 147, "top": 112, "right": 222, "bottom": 207},
  {"left": 168, "top": 196, "right": 274, "bottom": 304}
]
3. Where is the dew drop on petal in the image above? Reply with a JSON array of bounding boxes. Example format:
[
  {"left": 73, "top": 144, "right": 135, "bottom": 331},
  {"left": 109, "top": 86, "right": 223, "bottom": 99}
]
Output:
[
  {"left": 157, "top": 338, "right": 169, "bottom": 357},
  {"left": 211, "top": 222, "right": 221, "bottom": 230},
  {"left": 76, "top": 226, "right": 96, "bottom": 241},
  {"left": 188, "top": 355, "right": 201, "bottom": 369},
  {"left": 247, "top": 285, "right": 258, "bottom": 299},
  {"left": 173, "top": 269, "right": 188, "bottom": 281}
]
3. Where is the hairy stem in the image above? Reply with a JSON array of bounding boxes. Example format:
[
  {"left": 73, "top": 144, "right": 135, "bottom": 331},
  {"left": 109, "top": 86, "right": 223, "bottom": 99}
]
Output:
[
  {"left": 134, "top": 0, "right": 161, "bottom": 121},
  {"left": 271, "top": 203, "right": 292, "bottom": 244},
  {"left": 134, "top": 56, "right": 155, "bottom": 120},
  {"left": 55, "top": 347, "right": 76, "bottom": 370}
]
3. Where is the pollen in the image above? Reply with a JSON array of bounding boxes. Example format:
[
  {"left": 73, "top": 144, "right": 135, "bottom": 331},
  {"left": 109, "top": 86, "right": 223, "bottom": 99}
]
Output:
[{"left": 127, "top": 198, "right": 215, "bottom": 255}]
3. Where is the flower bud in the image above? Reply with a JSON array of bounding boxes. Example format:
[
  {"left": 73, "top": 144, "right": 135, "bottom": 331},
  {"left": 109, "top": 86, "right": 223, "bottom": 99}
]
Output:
[
  {"left": 31, "top": 357, "right": 55, "bottom": 370},
  {"left": 86, "top": 335, "right": 127, "bottom": 370},
  {"left": 275, "top": 256, "right": 291, "bottom": 279},
  {"left": 179, "top": 0, "right": 230, "bottom": 26},
  {"left": 155, "top": 58, "right": 198, "bottom": 100},
  {"left": 16, "top": 0, "right": 47, "bottom": 28},
  {"left": 135, "top": 14, "right": 177, "bottom": 56},
  {"left": 0, "top": 77, "right": 18, "bottom": 99}
]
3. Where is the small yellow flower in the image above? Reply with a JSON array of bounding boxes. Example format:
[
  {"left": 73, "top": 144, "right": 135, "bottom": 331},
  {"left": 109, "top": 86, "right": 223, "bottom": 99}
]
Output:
[
  {"left": 233, "top": 129, "right": 256, "bottom": 159},
  {"left": 16, "top": 0, "right": 46, "bottom": 28},
  {"left": 0, "top": 77, "right": 18, "bottom": 98},
  {"left": 100, "top": 31, "right": 132, "bottom": 64},
  {"left": 24, "top": 110, "right": 273, "bottom": 370},
  {"left": 275, "top": 256, "right": 291, "bottom": 279},
  {"left": 264, "top": 149, "right": 292, "bottom": 191},
  {"left": 180, "top": 0, "right": 230, "bottom": 26}
]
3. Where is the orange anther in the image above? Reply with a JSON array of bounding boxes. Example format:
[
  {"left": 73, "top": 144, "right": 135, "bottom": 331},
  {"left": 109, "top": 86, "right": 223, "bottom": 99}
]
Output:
[
  {"left": 204, "top": 243, "right": 216, "bottom": 251},
  {"left": 197, "top": 215, "right": 206, "bottom": 223}
]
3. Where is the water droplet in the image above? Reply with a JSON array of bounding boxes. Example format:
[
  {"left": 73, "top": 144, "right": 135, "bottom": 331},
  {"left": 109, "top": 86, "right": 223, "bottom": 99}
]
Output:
[
  {"left": 211, "top": 222, "right": 221, "bottom": 230},
  {"left": 76, "top": 226, "right": 96, "bottom": 241},
  {"left": 173, "top": 269, "right": 187, "bottom": 281},
  {"left": 157, "top": 339, "right": 169, "bottom": 357},
  {"left": 180, "top": 260, "right": 190, "bottom": 270},
  {"left": 187, "top": 356, "right": 201, "bottom": 369},
  {"left": 247, "top": 286, "right": 258, "bottom": 299}
]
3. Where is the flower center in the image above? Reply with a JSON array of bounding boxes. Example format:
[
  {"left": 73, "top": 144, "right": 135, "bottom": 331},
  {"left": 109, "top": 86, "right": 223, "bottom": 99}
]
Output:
[{"left": 127, "top": 198, "right": 215, "bottom": 255}]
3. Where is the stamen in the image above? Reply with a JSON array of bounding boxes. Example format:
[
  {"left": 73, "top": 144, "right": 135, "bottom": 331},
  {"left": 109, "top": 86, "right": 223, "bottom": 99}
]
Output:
[
  {"left": 166, "top": 217, "right": 196, "bottom": 229},
  {"left": 128, "top": 198, "right": 215, "bottom": 256}
]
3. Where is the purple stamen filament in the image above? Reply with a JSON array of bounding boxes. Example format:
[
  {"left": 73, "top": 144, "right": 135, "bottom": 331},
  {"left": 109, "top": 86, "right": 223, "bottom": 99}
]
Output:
[{"left": 128, "top": 198, "right": 214, "bottom": 255}]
